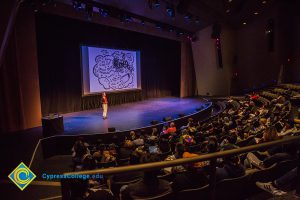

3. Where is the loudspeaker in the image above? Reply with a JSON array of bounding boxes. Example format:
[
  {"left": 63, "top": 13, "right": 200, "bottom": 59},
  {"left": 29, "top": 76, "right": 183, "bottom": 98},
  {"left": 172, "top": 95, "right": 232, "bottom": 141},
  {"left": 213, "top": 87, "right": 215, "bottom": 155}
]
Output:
[
  {"left": 196, "top": 106, "right": 203, "bottom": 111},
  {"left": 163, "top": 117, "right": 172, "bottom": 122},
  {"left": 150, "top": 120, "right": 159, "bottom": 125},
  {"left": 178, "top": 113, "right": 185, "bottom": 117},
  {"left": 108, "top": 127, "right": 116, "bottom": 132},
  {"left": 266, "top": 18, "right": 274, "bottom": 52},
  {"left": 211, "top": 23, "right": 221, "bottom": 39}
]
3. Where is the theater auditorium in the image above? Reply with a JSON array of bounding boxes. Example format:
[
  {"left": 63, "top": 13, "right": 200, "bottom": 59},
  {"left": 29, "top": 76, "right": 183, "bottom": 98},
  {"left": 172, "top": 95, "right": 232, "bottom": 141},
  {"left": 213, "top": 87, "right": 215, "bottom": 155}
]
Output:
[{"left": 0, "top": 0, "right": 300, "bottom": 199}]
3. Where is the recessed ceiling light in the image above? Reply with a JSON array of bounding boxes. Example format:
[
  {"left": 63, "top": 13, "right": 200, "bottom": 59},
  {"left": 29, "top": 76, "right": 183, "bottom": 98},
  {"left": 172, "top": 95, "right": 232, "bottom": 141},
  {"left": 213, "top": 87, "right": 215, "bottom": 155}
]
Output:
[
  {"left": 254, "top": 12, "right": 259, "bottom": 15},
  {"left": 243, "top": 22, "right": 247, "bottom": 25}
]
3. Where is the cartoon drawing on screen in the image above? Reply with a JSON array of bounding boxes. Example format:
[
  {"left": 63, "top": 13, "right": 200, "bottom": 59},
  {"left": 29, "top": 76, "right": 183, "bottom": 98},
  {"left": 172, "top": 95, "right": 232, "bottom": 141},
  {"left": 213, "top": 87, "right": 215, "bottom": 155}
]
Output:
[{"left": 93, "top": 50, "right": 135, "bottom": 90}]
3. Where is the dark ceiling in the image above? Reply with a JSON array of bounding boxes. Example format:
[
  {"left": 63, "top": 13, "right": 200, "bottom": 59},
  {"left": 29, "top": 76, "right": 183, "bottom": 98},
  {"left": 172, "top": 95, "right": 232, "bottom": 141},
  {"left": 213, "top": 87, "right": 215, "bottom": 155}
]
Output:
[{"left": 50, "top": 0, "right": 279, "bottom": 32}]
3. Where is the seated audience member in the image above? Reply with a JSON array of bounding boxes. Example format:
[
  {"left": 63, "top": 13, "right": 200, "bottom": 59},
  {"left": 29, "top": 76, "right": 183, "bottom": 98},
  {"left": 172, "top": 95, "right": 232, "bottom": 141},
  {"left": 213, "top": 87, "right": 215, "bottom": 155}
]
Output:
[
  {"left": 254, "top": 126, "right": 280, "bottom": 144},
  {"left": 159, "top": 138, "right": 171, "bottom": 153},
  {"left": 256, "top": 167, "right": 299, "bottom": 198},
  {"left": 172, "top": 159, "right": 209, "bottom": 191},
  {"left": 108, "top": 144, "right": 118, "bottom": 157},
  {"left": 216, "top": 145, "right": 245, "bottom": 181},
  {"left": 72, "top": 137, "right": 90, "bottom": 168},
  {"left": 118, "top": 140, "right": 134, "bottom": 160},
  {"left": 279, "top": 120, "right": 297, "bottom": 136},
  {"left": 120, "top": 155, "right": 172, "bottom": 200},
  {"left": 72, "top": 137, "right": 90, "bottom": 157},
  {"left": 129, "top": 131, "right": 136, "bottom": 141},
  {"left": 163, "top": 144, "right": 185, "bottom": 173},
  {"left": 167, "top": 122, "right": 177, "bottom": 134},
  {"left": 132, "top": 132, "right": 144, "bottom": 146},
  {"left": 112, "top": 156, "right": 143, "bottom": 183},
  {"left": 101, "top": 150, "right": 116, "bottom": 163},
  {"left": 148, "top": 127, "right": 159, "bottom": 142},
  {"left": 69, "top": 179, "right": 114, "bottom": 200}
]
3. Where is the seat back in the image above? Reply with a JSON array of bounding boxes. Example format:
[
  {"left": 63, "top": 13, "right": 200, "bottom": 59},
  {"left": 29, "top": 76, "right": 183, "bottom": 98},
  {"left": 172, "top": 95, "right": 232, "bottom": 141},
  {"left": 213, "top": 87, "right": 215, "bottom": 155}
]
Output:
[
  {"left": 215, "top": 174, "right": 250, "bottom": 200},
  {"left": 118, "top": 157, "right": 130, "bottom": 166},
  {"left": 135, "top": 190, "right": 173, "bottom": 200},
  {"left": 176, "top": 185, "right": 210, "bottom": 200}
]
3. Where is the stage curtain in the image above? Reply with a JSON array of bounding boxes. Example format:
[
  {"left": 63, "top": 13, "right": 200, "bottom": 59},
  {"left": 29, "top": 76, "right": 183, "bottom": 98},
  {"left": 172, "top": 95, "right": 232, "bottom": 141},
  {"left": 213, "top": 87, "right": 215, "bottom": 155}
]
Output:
[
  {"left": 180, "top": 42, "right": 197, "bottom": 97},
  {"left": 0, "top": 7, "right": 42, "bottom": 133},
  {"left": 36, "top": 13, "right": 181, "bottom": 115}
]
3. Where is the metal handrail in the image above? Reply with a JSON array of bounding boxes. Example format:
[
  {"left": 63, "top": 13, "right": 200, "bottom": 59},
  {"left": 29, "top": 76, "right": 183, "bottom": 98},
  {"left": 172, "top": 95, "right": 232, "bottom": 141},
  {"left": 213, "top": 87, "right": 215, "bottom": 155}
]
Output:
[{"left": 64, "top": 135, "right": 300, "bottom": 176}]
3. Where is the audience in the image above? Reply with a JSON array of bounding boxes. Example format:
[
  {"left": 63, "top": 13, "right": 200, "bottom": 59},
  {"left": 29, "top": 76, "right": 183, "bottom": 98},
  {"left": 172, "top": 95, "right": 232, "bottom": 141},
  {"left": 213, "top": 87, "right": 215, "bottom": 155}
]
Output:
[{"left": 68, "top": 86, "right": 299, "bottom": 199}]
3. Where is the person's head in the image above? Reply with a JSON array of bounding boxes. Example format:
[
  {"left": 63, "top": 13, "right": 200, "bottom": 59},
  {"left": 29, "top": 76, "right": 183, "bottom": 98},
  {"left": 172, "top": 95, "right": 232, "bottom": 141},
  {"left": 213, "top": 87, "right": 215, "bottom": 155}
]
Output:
[
  {"left": 102, "top": 92, "right": 106, "bottom": 97},
  {"left": 260, "top": 118, "right": 267, "bottom": 125},
  {"left": 170, "top": 122, "right": 175, "bottom": 127},
  {"left": 82, "top": 154, "right": 96, "bottom": 170},
  {"left": 151, "top": 127, "right": 158, "bottom": 136},
  {"left": 263, "top": 126, "right": 279, "bottom": 142},
  {"left": 175, "top": 143, "right": 185, "bottom": 158},
  {"left": 130, "top": 131, "right": 136, "bottom": 140},
  {"left": 222, "top": 145, "right": 241, "bottom": 166},
  {"left": 124, "top": 140, "right": 134, "bottom": 149}
]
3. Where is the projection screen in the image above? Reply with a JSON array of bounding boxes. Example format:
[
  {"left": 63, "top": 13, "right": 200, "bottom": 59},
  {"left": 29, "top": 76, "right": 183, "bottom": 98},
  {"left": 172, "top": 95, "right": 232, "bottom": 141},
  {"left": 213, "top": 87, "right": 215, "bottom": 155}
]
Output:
[{"left": 81, "top": 45, "right": 141, "bottom": 96}]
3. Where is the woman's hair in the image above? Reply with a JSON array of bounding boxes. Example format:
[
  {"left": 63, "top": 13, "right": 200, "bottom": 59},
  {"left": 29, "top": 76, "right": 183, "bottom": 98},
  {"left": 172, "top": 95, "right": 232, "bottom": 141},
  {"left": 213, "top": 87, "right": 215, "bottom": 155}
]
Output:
[{"left": 263, "top": 126, "right": 279, "bottom": 142}]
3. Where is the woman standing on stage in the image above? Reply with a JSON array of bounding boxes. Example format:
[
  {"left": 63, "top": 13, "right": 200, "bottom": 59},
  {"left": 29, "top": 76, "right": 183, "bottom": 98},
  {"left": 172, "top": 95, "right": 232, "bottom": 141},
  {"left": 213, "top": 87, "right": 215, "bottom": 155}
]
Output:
[{"left": 102, "top": 92, "right": 108, "bottom": 119}]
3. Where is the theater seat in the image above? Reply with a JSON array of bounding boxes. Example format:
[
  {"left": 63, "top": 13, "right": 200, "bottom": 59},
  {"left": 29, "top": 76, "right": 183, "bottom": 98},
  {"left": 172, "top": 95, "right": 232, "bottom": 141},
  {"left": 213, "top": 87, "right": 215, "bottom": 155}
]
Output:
[
  {"left": 136, "top": 190, "right": 173, "bottom": 200},
  {"left": 176, "top": 185, "right": 210, "bottom": 200},
  {"left": 215, "top": 174, "right": 251, "bottom": 200}
]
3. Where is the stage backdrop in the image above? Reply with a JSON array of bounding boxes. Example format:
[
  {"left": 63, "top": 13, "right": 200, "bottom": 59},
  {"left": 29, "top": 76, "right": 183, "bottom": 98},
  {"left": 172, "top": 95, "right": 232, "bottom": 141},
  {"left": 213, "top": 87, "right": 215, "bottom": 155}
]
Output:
[{"left": 36, "top": 13, "right": 180, "bottom": 115}]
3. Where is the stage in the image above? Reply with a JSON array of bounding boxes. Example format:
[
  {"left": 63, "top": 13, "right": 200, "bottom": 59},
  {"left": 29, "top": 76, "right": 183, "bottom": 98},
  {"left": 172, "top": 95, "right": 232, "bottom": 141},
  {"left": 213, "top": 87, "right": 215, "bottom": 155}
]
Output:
[{"left": 62, "top": 97, "right": 207, "bottom": 135}]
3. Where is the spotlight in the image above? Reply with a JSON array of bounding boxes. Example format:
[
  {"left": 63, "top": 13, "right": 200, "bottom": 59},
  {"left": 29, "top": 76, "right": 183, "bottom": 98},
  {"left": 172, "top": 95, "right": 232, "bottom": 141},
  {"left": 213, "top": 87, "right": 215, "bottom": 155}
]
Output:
[
  {"left": 153, "top": 0, "right": 160, "bottom": 8},
  {"left": 99, "top": 8, "right": 109, "bottom": 17},
  {"left": 85, "top": 4, "right": 93, "bottom": 21},
  {"left": 125, "top": 15, "right": 133, "bottom": 23},
  {"left": 155, "top": 23, "right": 162, "bottom": 29},
  {"left": 119, "top": 14, "right": 132, "bottom": 23},
  {"left": 166, "top": 5, "right": 175, "bottom": 18},
  {"left": 184, "top": 14, "right": 192, "bottom": 22},
  {"left": 148, "top": 0, "right": 160, "bottom": 9},
  {"left": 73, "top": 0, "right": 84, "bottom": 11}
]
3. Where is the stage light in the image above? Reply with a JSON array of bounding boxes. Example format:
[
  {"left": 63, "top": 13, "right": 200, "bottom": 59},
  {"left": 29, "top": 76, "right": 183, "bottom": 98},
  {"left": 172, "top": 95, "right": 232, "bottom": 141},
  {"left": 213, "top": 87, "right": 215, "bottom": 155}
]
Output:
[
  {"left": 262, "top": 0, "right": 267, "bottom": 4},
  {"left": 148, "top": 0, "right": 160, "bottom": 9},
  {"left": 85, "top": 4, "right": 93, "bottom": 21},
  {"left": 73, "top": 0, "right": 84, "bottom": 11},
  {"left": 184, "top": 14, "right": 192, "bottom": 22},
  {"left": 125, "top": 15, "right": 133, "bottom": 23},
  {"left": 169, "top": 27, "right": 174, "bottom": 32},
  {"left": 153, "top": 0, "right": 160, "bottom": 8},
  {"left": 243, "top": 22, "right": 247, "bottom": 25},
  {"left": 166, "top": 5, "right": 175, "bottom": 18},
  {"left": 99, "top": 8, "right": 109, "bottom": 17},
  {"left": 155, "top": 23, "right": 162, "bottom": 29},
  {"left": 254, "top": 12, "right": 259, "bottom": 15},
  {"left": 226, "top": 9, "right": 230, "bottom": 13}
]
